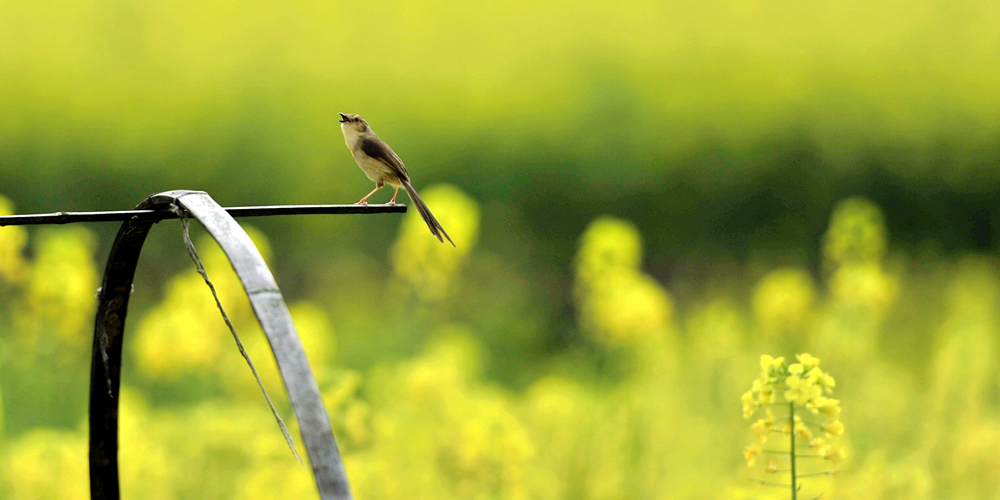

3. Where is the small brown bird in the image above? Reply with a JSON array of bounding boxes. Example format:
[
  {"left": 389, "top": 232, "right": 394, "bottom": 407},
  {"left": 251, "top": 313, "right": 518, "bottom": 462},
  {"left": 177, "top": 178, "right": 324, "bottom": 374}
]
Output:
[{"left": 339, "top": 112, "right": 454, "bottom": 246}]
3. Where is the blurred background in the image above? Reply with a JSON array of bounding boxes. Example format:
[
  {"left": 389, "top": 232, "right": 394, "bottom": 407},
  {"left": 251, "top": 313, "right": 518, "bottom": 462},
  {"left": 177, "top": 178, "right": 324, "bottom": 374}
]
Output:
[{"left": 1, "top": 0, "right": 999, "bottom": 498}]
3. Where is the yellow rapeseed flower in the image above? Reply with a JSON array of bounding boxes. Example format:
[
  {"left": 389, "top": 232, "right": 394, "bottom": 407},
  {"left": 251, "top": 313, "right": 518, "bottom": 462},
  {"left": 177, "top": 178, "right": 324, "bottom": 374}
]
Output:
[
  {"left": 818, "top": 398, "right": 841, "bottom": 419},
  {"left": 743, "top": 352, "right": 845, "bottom": 491},
  {"left": 784, "top": 373, "right": 821, "bottom": 405},
  {"left": 750, "top": 411, "right": 775, "bottom": 443},
  {"left": 819, "top": 372, "right": 836, "bottom": 393},
  {"left": 805, "top": 366, "right": 823, "bottom": 384},
  {"left": 823, "top": 197, "right": 887, "bottom": 267},
  {"left": 809, "top": 437, "right": 830, "bottom": 455},
  {"left": 824, "top": 445, "right": 846, "bottom": 465},
  {"left": 764, "top": 459, "right": 779, "bottom": 474},
  {"left": 783, "top": 415, "right": 802, "bottom": 435},
  {"left": 573, "top": 216, "right": 675, "bottom": 346},
  {"left": 796, "top": 353, "right": 821, "bottom": 369},
  {"left": 742, "top": 391, "right": 756, "bottom": 419},
  {"left": 17, "top": 227, "right": 99, "bottom": 344},
  {"left": 760, "top": 355, "right": 785, "bottom": 374},
  {"left": 759, "top": 389, "right": 776, "bottom": 404},
  {"left": 806, "top": 395, "right": 829, "bottom": 414},
  {"left": 743, "top": 444, "right": 762, "bottom": 467},
  {"left": 823, "top": 420, "right": 844, "bottom": 437},
  {"left": 752, "top": 267, "right": 816, "bottom": 338},
  {"left": 391, "top": 184, "right": 480, "bottom": 302},
  {"left": 795, "top": 421, "right": 813, "bottom": 441},
  {"left": 0, "top": 195, "right": 28, "bottom": 284}
]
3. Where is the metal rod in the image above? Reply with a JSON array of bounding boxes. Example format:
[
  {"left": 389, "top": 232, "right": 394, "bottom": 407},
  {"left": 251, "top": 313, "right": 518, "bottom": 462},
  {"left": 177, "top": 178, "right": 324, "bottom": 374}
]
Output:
[{"left": 0, "top": 204, "right": 406, "bottom": 226}]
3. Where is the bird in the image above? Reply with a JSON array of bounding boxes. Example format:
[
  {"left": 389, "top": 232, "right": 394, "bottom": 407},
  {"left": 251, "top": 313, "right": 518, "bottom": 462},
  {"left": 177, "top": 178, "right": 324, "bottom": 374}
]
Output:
[{"left": 339, "top": 112, "right": 455, "bottom": 246}]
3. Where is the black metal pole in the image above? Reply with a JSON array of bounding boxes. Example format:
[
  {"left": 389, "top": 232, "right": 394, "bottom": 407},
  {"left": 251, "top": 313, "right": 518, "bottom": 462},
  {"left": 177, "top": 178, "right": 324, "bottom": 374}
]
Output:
[{"left": 0, "top": 203, "right": 405, "bottom": 226}]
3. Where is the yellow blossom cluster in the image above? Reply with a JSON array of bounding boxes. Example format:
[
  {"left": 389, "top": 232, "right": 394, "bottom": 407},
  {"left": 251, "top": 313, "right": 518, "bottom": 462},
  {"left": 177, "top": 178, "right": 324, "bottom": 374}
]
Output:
[
  {"left": 742, "top": 354, "right": 839, "bottom": 418},
  {"left": 572, "top": 216, "right": 675, "bottom": 346},
  {"left": 391, "top": 184, "right": 480, "bottom": 302},
  {"left": 742, "top": 353, "right": 846, "bottom": 489}
]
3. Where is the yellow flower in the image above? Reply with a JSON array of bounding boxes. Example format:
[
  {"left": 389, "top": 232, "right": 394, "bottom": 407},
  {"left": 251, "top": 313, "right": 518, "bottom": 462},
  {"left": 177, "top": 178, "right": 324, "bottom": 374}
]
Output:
[
  {"left": 759, "top": 388, "right": 776, "bottom": 404},
  {"left": 809, "top": 437, "right": 830, "bottom": 455},
  {"left": 818, "top": 398, "right": 841, "bottom": 419},
  {"left": 819, "top": 372, "right": 836, "bottom": 393},
  {"left": 750, "top": 410, "right": 775, "bottom": 443},
  {"left": 824, "top": 445, "right": 846, "bottom": 465},
  {"left": 744, "top": 444, "right": 762, "bottom": 467},
  {"left": 751, "top": 377, "right": 778, "bottom": 404},
  {"left": 784, "top": 373, "right": 822, "bottom": 405},
  {"left": 796, "top": 353, "right": 821, "bottom": 369},
  {"left": 783, "top": 415, "right": 802, "bottom": 435},
  {"left": 760, "top": 355, "right": 785, "bottom": 374},
  {"left": 391, "top": 184, "right": 480, "bottom": 302},
  {"left": 764, "top": 459, "right": 779, "bottom": 474},
  {"left": 752, "top": 268, "right": 816, "bottom": 337},
  {"left": 805, "top": 367, "right": 823, "bottom": 384},
  {"left": 807, "top": 394, "right": 841, "bottom": 416},
  {"left": 795, "top": 421, "right": 813, "bottom": 441},
  {"left": 823, "top": 420, "right": 844, "bottom": 437},
  {"left": 751, "top": 420, "right": 768, "bottom": 442},
  {"left": 743, "top": 351, "right": 845, "bottom": 484},
  {"left": 823, "top": 197, "right": 888, "bottom": 267},
  {"left": 742, "top": 391, "right": 756, "bottom": 419},
  {"left": 806, "top": 395, "right": 828, "bottom": 414},
  {"left": 0, "top": 196, "right": 28, "bottom": 284}
]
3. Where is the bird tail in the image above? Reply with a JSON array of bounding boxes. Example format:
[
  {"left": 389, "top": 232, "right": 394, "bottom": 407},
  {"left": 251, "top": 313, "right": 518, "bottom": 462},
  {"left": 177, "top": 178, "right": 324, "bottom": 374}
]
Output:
[{"left": 402, "top": 181, "right": 455, "bottom": 247}]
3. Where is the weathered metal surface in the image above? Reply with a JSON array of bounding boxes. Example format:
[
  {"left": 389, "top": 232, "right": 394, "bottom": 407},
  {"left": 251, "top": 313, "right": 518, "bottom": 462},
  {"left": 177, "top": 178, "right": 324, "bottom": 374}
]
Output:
[{"left": 89, "top": 191, "right": 355, "bottom": 500}]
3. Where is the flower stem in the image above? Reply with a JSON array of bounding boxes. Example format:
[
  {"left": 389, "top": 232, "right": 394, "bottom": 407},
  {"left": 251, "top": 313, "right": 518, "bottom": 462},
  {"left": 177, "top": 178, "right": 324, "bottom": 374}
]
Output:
[{"left": 789, "top": 401, "right": 798, "bottom": 500}]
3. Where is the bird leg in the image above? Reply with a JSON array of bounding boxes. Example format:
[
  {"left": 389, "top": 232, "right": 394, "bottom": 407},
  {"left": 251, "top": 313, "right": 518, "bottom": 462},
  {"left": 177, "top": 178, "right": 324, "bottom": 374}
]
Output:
[
  {"left": 355, "top": 185, "right": 381, "bottom": 205},
  {"left": 388, "top": 186, "right": 400, "bottom": 205}
]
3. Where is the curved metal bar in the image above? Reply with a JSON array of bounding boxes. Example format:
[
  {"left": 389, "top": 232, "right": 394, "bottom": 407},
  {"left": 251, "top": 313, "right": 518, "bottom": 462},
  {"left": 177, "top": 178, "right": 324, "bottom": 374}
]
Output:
[
  {"left": 89, "top": 190, "right": 353, "bottom": 499},
  {"left": 89, "top": 195, "right": 161, "bottom": 500}
]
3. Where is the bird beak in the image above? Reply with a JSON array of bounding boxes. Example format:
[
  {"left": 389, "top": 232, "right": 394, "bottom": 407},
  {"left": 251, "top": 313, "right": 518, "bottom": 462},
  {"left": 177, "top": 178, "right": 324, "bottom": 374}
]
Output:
[{"left": 338, "top": 112, "right": 348, "bottom": 123}]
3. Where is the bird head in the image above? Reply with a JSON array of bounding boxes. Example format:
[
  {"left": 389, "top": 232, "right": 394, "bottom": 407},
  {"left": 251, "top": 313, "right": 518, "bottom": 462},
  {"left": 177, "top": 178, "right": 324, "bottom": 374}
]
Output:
[{"left": 339, "top": 113, "right": 370, "bottom": 134}]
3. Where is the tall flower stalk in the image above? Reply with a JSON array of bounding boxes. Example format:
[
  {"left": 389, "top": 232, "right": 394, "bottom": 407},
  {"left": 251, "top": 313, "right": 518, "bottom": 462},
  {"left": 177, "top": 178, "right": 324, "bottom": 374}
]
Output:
[{"left": 742, "top": 354, "right": 844, "bottom": 499}]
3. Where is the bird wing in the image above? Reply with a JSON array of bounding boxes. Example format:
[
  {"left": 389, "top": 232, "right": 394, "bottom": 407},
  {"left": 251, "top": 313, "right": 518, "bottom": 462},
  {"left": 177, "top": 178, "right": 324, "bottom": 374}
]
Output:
[{"left": 360, "top": 136, "right": 410, "bottom": 181}]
